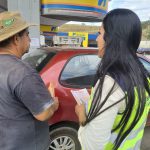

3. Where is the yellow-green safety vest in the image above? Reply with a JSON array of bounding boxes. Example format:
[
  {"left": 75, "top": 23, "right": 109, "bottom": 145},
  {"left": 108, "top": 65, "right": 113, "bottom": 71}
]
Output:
[{"left": 86, "top": 86, "right": 150, "bottom": 150}]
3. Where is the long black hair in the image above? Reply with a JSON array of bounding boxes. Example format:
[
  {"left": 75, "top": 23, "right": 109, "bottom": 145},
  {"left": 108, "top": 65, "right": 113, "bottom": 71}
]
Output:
[{"left": 85, "top": 9, "right": 150, "bottom": 149}]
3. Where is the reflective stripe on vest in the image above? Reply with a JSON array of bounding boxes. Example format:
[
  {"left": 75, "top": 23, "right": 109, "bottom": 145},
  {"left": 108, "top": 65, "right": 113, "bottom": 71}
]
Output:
[
  {"left": 87, "top": 85, "right": 150, "bottom": 150},
  {"left": 105, "top": 119, "right": 146, "bottom": 150},
  {"left": 104, "top": 88, "right": 150, "bottom": 150}
]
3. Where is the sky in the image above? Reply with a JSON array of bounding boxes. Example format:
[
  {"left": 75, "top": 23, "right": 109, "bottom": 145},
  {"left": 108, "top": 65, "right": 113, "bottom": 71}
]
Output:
[
  {"left": 68, "top": 0, "right": 150, "bottom": 25},
  {"left": 109, "top": 0, "right": 150, "bottom": 21}
]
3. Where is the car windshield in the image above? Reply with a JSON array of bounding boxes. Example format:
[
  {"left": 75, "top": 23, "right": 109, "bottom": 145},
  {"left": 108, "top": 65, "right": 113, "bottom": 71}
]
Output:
[{"left": 22, "top": 50, "right": 56, "bottom": 72}]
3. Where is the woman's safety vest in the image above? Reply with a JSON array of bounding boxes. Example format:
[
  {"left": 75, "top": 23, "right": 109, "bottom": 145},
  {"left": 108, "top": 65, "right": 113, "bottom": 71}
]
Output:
[{"left": 87, "top": 87, "right": 150, "bottom": 150}]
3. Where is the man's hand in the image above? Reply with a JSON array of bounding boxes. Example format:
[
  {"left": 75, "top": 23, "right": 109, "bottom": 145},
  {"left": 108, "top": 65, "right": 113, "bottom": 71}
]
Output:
[
  {"left": 52, "top": 97, "right": 59, "bottom": 112},
  {"left": 48, "top": 82, "right": 55, "bottom": 97},
  {"left": 48, "top": 82, "right": 59, "bottom": 111},
  {"left": 48, "top": 82, "right": 59, "bottom": 114},
  {"left": 34, "top": 98, "right": 59, "bottom": 122}
]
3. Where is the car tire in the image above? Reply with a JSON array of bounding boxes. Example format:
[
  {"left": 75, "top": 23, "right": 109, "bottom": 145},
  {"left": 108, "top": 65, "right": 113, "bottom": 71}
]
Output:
[{"left": 49, "top": 126, "right": 81, "bottom": 150}]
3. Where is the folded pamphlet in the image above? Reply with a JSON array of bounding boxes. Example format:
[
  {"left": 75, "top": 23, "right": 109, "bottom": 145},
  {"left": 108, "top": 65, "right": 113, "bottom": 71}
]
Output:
[{"left": 71, "top": 88, "right": 90, "bottom": 113}]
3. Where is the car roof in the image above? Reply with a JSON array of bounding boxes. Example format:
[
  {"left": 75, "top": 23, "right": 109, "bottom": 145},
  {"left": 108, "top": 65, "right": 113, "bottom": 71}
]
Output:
[
  {"left": 39, "top": 46, "right": 98, "bottom": 53},
  {"left": 137, "top": 53, "right": 150, "bottom": 62}
]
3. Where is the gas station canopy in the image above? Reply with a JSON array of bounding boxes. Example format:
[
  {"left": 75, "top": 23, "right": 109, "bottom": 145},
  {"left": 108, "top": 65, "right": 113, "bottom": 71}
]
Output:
[{"left": 41, "top": 0, "right": 108, "bottom": 22}]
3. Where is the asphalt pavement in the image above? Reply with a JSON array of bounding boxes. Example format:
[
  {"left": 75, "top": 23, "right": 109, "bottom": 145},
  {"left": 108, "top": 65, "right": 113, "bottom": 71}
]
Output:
[{"left": 141, "top": 127, "right": 150, "bottom": 150}]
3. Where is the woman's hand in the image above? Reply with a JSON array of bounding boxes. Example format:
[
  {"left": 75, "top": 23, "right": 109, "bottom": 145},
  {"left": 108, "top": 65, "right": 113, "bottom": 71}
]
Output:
[{"left": 75, "top": 104, "right": 87, "bottom": 126}]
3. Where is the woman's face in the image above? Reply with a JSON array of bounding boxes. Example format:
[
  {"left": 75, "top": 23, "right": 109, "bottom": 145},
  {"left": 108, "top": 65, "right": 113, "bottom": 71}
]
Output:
[{"left": 96, "top": 26, "right": 105, "bottom": 58}]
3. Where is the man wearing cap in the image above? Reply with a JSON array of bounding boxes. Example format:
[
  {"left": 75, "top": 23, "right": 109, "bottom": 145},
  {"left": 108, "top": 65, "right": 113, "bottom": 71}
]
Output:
[{"left": 0, "top": 11, "right": 59, "bottom": 150}]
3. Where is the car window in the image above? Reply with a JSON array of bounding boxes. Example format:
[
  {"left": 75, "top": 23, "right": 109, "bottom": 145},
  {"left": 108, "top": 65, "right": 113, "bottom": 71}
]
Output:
[
  {"left": 60, "top": 54, "right": 101, "bottom": 88},
  {"left": 23, "top": 51, "right": 56, "bottom": 72},
  {"left": 139, "top": 58, "right": 150, "bottom": 73}
]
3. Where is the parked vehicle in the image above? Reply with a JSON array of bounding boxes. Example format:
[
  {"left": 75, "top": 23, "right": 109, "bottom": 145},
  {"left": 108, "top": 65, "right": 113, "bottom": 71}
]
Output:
[{"left": 23, "top": 47, "right": 150, "bottom": 150}]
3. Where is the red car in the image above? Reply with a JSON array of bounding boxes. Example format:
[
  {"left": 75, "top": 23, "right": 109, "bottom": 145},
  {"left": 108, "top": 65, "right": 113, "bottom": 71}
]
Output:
[{"left": 23, "top": 47, "right": 150, "bottom": 150}]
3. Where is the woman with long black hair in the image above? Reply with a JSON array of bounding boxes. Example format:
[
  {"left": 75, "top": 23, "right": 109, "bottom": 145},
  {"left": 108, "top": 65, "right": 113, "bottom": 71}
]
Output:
[{"left": 75, "top": 8, "right": 150, "bottom": 150}]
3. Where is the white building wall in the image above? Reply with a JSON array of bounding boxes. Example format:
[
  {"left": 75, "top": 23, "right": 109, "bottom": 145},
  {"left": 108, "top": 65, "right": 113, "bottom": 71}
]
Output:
[
  {"left": 0, "top": 0, "right": 7, "bottom": 12},
  {"left": 140, "top": 41, "right": 150, "bottom": 48},
  {"left": 7, "top": 0, "right": 40, "bottom": 50}
]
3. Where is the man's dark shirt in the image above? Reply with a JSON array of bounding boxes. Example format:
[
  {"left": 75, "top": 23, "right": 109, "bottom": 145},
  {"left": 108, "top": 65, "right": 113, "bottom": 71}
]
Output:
[{"left": 0, "top": 54, "right": 53, "bottom": 150}]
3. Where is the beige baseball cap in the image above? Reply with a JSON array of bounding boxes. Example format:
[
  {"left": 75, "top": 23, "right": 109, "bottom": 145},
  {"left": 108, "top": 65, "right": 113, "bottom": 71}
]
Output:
[{"left": 0, "top": 11, "right": 36, "bottom": 42}]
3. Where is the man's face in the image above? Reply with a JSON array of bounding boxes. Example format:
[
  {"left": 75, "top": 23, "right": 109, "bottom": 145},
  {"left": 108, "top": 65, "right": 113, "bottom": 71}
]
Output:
[{"left": 18, "top": 30, "right": 31, "bottom": 55}]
